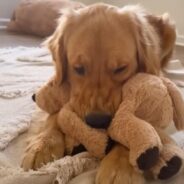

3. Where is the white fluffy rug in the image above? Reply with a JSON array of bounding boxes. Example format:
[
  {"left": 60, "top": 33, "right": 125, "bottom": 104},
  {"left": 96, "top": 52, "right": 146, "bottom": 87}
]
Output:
[{"left": 0, "top": 47, "right": 53, "bottom": 150}]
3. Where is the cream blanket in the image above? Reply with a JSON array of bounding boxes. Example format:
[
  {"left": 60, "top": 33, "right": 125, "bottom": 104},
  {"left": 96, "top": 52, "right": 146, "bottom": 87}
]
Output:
[
  {"left": 0, "top": 152, "right": 99, "bottom": 184},
  {"left": 0, "top": 131, "right": 184, "bottom": 184}
]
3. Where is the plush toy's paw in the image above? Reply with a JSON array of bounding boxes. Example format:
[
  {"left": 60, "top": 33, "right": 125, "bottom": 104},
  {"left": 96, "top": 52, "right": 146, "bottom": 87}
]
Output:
[
  {"left": 128, "top": 125, "right": 162, "bottom": 171},
  {"left": 71, "top": 140, "right": 113, "bottom": 156},
  {"left": 21, "top": 130, "right": 65, "bottom": 171},
  {"left": 105, "top": 138, "right": 115, "bottom": 154},
  {"left": 130, "top": 144, "right": 162, "bottom": 172},
  {"left": 136, "top": 146, "right": 159, "bottom": 171},
  {"left": 96, "top": 145, "right": 145, "bottom": 184},
  {"left": 85, "top": 112, "right": 112, "bottom": 129},
  {"left": 87, "top": 134, "right": 115, "bottom": 158},
  {"left": 158, "top": 156, "right": 182, "bottom": 180},
  {"left": 71, "top": 144, "right": 87, "bottom": 155},
  {"left": 150, "top": 144, "right": 183, "bottom": 180}
]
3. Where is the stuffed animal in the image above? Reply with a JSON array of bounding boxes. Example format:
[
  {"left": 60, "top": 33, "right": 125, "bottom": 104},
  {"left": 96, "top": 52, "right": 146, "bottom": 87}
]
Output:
[
  {"left": 108, "top": 73, "right": 184, "bottom": 179},
  {"left": 31, "top": 73, "right": 184, "bottom": 180},
  {"left": 33, "top": 78, "right": 114, "bottom": 157}
]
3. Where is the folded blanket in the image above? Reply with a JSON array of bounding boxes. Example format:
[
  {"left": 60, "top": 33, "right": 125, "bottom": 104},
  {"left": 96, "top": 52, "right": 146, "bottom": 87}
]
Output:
[
  {"left": 0, "top": 132, "right": 184, "bottom": 184},
  {"left": 0, "top": 152, "right": 99, "bottom": 184}
]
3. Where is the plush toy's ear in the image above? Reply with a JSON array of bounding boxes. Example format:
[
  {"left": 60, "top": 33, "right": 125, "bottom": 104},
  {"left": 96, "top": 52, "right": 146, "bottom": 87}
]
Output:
[
  {"left": 44, "top": 16, "right": 68, "bottom": 85},
  {"left": 146, "top": 13, "right": 176, "bottom": 68}
]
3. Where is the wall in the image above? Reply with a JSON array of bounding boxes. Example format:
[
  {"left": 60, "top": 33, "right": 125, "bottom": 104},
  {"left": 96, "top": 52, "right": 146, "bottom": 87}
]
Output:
[
  {"left": 75, "top": 0, "right": 184, "bottom": 45},
  {"left": 0, "top": 0, "right": 21, "bottom": 18},
  {"left": 1, "top": 0, "right": 183, "bottom": 44},
  {"left": 0, "top": 0, "right": 21, "bottom": 27}
]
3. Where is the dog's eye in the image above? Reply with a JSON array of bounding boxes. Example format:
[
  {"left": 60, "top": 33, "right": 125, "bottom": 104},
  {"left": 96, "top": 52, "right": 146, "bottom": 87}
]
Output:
[
  {"left": 74, "top": 66, "right": 85, "bottom": 75},
  {"left": 113, "top": 66, "right": 127, "bottom": 74}
]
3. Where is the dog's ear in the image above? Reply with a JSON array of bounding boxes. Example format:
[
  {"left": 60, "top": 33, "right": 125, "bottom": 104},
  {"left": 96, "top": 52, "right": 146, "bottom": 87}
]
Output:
[
  {"left": 130, "top": 7, "right": 160, "bottom": 75},
  {"left": 146, "top": 13, "right": 176, "bottom": 67},
  {"left": 44, "top": 16, "right": 68, "bottom": 85},
  {"left": 126, "top": 6, "right": 176, "bottom": 75}
]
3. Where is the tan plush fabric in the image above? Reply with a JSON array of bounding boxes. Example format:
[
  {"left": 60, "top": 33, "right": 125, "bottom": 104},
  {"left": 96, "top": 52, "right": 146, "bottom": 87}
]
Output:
[
  {"left": 7, "top": 0, "right": 85, "bottom": 37},
  {"left": 109, "top": 73, "right": 184, "bottom": 171}
]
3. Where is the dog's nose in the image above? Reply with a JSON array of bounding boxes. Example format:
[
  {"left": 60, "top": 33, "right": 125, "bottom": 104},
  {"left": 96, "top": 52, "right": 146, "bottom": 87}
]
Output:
[
  {"left": 85, "top": 112, "right": 112, "bottom": 129},
  {"left": 32, "top": 94, "right": 36, "bottom": 102}
]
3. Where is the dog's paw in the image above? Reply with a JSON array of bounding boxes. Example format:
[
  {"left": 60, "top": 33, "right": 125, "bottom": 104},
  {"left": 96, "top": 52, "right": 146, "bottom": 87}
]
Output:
[
  {"left": 96, "top": 145, "right": 145, "bottom": 184},
  {"left": 21, "top": 130, "right": 65, "bottom": 171}
]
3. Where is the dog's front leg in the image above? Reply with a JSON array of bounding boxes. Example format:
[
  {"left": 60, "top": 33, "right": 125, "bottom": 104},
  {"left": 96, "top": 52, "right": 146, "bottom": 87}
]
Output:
[
  {"left": 96, "top": 144, "right": 145, "bottom": 184},
  {"left": 57, "top": 104, "right": 112, "bottom": 158},
  {"left": 22, "top": 113, "right": 65, "bottom": 171}
]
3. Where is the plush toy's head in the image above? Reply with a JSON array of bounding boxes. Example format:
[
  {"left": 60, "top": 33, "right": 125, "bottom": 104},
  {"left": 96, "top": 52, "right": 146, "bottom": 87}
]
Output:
[{"left": 32, "top": 78, "right": 70, "bottom": 114}]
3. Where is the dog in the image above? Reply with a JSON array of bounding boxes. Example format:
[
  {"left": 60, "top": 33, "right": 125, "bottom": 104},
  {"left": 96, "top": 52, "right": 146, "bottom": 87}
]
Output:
[{"left": 22, "top": 3, "right": 176, "bottom": 184}]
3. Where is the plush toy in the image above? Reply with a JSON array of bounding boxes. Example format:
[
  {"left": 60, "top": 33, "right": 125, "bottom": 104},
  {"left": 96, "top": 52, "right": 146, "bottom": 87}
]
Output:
[
  {"left": 33, "top": 78, "right": 114, "bottom": 157},
  {"left": 107, "top": 73, "right": 184, "bottom": 179},
  {"left": 32, "top": 73, "right": 184, "bottom": 180}
]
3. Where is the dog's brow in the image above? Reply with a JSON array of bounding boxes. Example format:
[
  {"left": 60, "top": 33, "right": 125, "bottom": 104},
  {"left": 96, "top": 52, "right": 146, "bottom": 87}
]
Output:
[{"left": 69, "top": 53, "right": 91, "bottom": 66}]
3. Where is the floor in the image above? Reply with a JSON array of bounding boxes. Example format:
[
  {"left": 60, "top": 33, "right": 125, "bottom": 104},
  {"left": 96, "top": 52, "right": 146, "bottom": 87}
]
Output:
[
  {"left": 174, "top": 45, "right": 184, "bottom": 62},
  {"left": 0, "top": 29, "right": 42, "bottom": 48},
  {"left": 0, "top": 28, "right": 184, "bottom": 60}
]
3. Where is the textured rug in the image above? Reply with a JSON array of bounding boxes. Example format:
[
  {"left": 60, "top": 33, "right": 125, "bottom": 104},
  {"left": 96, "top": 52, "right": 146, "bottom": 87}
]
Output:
[{"left": 0, "top": 47, "right": 53, "bottom": 150}]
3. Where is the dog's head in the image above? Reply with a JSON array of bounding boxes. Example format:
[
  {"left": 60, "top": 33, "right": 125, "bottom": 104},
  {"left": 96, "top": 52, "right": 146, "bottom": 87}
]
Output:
[{"left": 45, "top": 4, "right": 176, "bottom": 125}]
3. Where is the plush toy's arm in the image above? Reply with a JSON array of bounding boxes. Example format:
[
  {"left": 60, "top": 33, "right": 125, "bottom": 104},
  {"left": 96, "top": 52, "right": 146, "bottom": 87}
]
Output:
[
  {"left": 108, "top": 100, "right": 162, "bottom": 171},
  {"left": 57, "top": 104, "right": 113, "bottom": 158}
]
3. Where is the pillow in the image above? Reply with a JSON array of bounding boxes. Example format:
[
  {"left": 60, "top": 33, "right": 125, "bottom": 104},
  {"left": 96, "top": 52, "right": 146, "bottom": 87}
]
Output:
[{"left": 7, "top": 0, "right": 85, "bottom": 37}]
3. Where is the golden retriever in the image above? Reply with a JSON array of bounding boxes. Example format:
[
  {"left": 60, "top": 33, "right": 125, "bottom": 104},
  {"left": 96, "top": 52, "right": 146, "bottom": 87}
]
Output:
[{"left": 22, "top": 3, "right": 176, "bottom": 184}]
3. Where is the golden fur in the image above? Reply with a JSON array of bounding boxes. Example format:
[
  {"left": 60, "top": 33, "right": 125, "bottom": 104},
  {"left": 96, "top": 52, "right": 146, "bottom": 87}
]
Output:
[
  {"left": 45, "top": 4, "right": 175, "bottom": 118},
  {"left": 22, "top": 4, "right": 177, "bottom": 183}
]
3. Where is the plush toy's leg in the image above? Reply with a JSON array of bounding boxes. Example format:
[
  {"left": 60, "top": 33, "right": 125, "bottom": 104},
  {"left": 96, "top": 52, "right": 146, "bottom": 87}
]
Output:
[
  {"left": 96, "top": 144, "right": 145, "bottom": 184},
  {"left": 108, "top": 112, "right": 162, "bottom": 171},
  {"left": 58, "top": 106, "right": 114, "bottom": 158},
  {"left": 22, "top": 114, "right": 65, "bottom": 171},
  {"left": 150, "top": 128, "right": 184, "bottom": 180}
]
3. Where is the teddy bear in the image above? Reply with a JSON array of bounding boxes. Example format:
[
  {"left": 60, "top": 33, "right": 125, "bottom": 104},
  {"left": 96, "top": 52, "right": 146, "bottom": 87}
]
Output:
[{"left": 30, "top": 72, "right": 184, "bottom": 180}]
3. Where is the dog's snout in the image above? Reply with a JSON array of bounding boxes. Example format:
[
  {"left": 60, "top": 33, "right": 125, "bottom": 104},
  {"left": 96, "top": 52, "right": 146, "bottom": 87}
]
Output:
[
  {"left": 85, "top": 112, "right": 112, "bottom": 129},
  {"left": 32, "top": 94, "right": 36, "bottom": 102}
]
